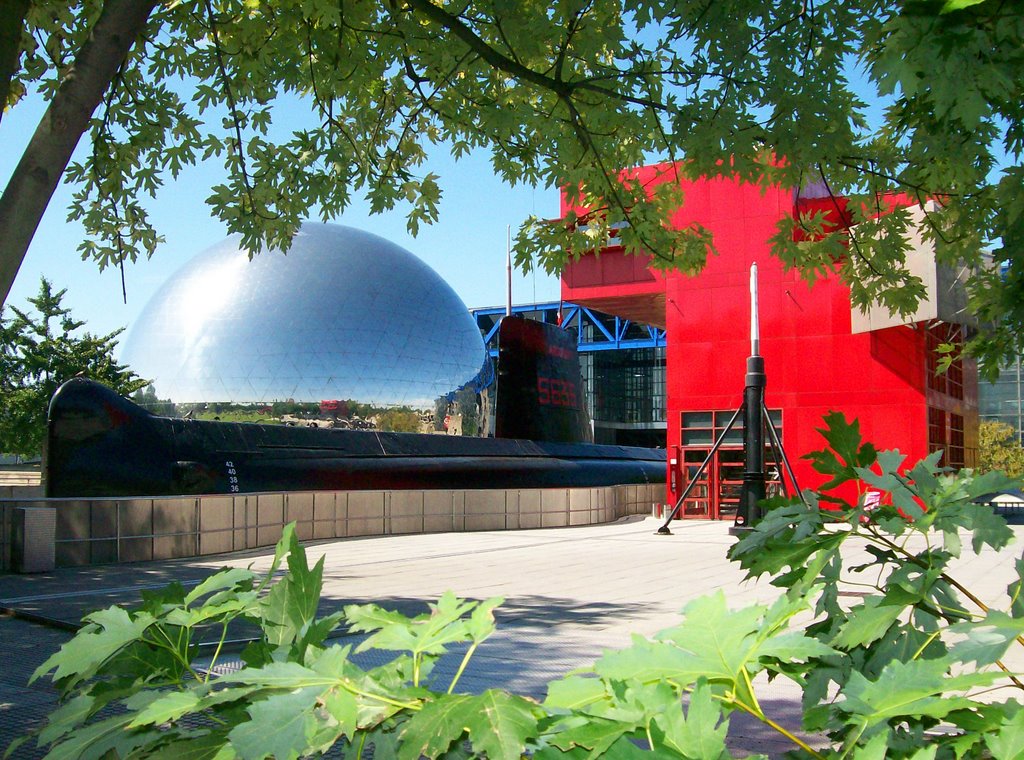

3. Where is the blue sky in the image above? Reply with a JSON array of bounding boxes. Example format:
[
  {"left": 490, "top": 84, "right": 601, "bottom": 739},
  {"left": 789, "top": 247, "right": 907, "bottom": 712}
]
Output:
[{"left": 1, "top": 94, "right": 562, "bottom": 342}]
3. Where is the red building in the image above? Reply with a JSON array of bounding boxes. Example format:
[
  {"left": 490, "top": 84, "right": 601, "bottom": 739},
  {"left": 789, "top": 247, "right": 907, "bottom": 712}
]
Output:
[{"left": 561, "top": 164, "right": 977, "bottom": 520}]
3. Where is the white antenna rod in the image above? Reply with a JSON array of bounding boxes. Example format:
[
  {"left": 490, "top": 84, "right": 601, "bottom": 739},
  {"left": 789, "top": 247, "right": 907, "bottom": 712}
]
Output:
[
  {"left": 506, "top": 225, "right": 512, "bottom": 317},
  {"left": 750, "top": 262, "right": 760, "bottom": 357}
]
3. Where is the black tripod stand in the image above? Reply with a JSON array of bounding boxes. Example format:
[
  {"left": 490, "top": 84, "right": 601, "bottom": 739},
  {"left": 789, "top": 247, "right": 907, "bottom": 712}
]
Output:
[{"left": 657, "top": 264, "right": 804, "bottom": 536}]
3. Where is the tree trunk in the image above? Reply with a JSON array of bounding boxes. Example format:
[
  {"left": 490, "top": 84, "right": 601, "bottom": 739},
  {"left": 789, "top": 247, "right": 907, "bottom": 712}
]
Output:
[
  {"left": 0, "top": 0, "right": 31, "bottom": 125},
  {"left": 0, "top": 0, "right": 159, "bottom": 309}
]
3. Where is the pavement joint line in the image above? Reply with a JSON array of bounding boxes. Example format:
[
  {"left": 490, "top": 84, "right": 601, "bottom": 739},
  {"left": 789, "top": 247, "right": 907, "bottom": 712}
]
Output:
[
  {"left": 0, "top": 579, "right": 204, "bottom": 605},
  {"left": 1, "top": 608, "right": 79, "bottom": 632},
  {"left": 299, "top": 532, "right": 639, "bottom": 571}
]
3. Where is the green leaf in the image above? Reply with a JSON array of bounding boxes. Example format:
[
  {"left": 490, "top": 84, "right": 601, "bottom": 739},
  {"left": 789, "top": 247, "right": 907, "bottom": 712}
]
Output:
[
  {"left": 941, "top": 0, "right": 986, "bottom": 12},
  {"left": 348, "top": 592, "right": 496, "bottom": 663},
  {"left": 32, "top": 607, "right": 156, "bottom": 687},
  {"left": 532, "top": 746, "right": 592, "bottom": 760},
  {"left": 855, "top": 729, "right": 892, "bottom": 760},
  {"left": 876, "top": 449, "right": 908, "bottom": 477},
  {"left": 346, "top": 604, "right": 421, "bottom": 652},
  {"left": 804, "top": 412, "right": 877, "bottom": 490},
  {"left": 184, "top": 567, "right": 256, "bottom": 606},
  {"left": 606, "top": 680, "right": 674, "bottom": 727},
  {"left": 950, "top": 611, "right": 1024, "bottom": 666},
  {"left": 728, "top": 502, "right": 839, "bottom": 586},
  {"left": 655, "top": 680, "right": 728, "bottom": 759},
  {"left": 906, "top": 454, "right": 942, "bottom": 501},
  {"left": 831, "top": 596, "right": 905, "bottom": 650},
  {"left": 466, "top": 596, "right": 503, "bottom": 642},
  {"left": 861, "top": 625, "right": 946, "bottom": 681},
  {"left": 218, "top": 661, "right": 333, "bottom": 690},
  {"left": 260, "top": 566, "right": 319, "bottom": 650},
  {"left": 260, "top": 523, "right": 298, "bottom": 591},
  {"left": 308, "top": 644, "right": 357, "bottom": 678},
  {"left": 2, "top": 736, "right": 30, "bottom": 760},
  {"left": 255, "top": 528, "right": 327, "bottom": 653},
  {"left": 464, "top": 690, "right": 538, "bottom": 760},
  {"left": 970, "top": 506, "right": 1014, "bottom": 553},
  {"left": 285, "top": 531, "right": 324, "bottom": 626},
  {"left": 356, "top": 724, "right": 401, "bottom": 758},
  {"left": 321, "top": 688, "right": 359, "bottom": 739},
  {"left": 127, "top": 690, "right": 201, "bottom": 728},
  {"left": 1010, "top": 557, "right": 1024, "bottom": 619},
  {"left": 398, "top": 694, "right": 472, "bottom": 760},
  {"left": 228, "top": 686, "right": 322, "bottom": 760},
  {"left": 654, "top": 593, "right": 779, "bottom": 681},
  {"left": 964, "top": 471, "right": 1021, "bottom": 504},
  {"left": 405, "top": 591, "right": 476, "bottom": 654},
  {"left": 302, "top": 611, "right": 345, "bottom": 651},
  {"left": 596, "top": 636, "right": 707, "bottom": 686},
  {"left": 166, "top": 595, "right": 257, "bottom": 628},
  {"left": 37, "top": 693, "right": 96, "bottom": 747},
  {"left": 986, "top": 709, "right": 1024, "bottom": 760},
  {"left": 839, "top": 658, "right": 1000, "bottom": 730},
  {"left": 547, "top": 715, "right": 633, "bottom": 757},
  {"left": 756, "top": 630, "right": 838, "bottom": 663},
  {"left": 544, "top": 675, "right": 607, "bottom": 711},
  {"left": 43, "top": 712, "right": 141, "bottom": 760},
  {"left": 146, "top": 731, "right": 234, "bottom": 760}
]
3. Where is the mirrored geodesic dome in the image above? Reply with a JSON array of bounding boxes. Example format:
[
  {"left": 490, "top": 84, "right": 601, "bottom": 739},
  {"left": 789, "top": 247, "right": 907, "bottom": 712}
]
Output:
[{"left": 120, "top": 223, "right": 493, "bottom": 412}]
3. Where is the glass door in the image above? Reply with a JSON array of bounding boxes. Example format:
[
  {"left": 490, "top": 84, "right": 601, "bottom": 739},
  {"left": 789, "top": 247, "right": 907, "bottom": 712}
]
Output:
[
  {"left": 715, "top": 447, "right": 745, "bottom": 520},
  {"left": 680, "top": 448, "right": 712, "bottom": 517}
]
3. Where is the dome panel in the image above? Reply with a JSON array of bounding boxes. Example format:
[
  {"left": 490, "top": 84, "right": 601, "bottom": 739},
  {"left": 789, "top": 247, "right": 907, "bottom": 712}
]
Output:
[{"left": 121, "top": 223, "right": 492, "bottom": 409}]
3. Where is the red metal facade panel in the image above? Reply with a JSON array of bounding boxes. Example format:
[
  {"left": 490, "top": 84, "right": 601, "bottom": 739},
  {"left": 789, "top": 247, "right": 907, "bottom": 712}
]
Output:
[
  {"left": 561, "top": 247, "right": 658, "bottom": 288},
  {"left": 560, "top": 165, "right": 963, "bottom": 511}
]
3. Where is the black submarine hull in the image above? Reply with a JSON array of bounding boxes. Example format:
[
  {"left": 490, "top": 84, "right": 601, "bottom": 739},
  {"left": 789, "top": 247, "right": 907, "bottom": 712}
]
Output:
[{"left": 45, "top": 379, "right": 664, "bottom": 498}]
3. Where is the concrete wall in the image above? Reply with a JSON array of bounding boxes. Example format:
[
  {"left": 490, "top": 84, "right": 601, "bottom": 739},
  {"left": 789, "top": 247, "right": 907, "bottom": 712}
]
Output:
[
  {"left": 0, "top": 484, "right": 44, "bottom": 499},
  {"left": 0, "top": 484, "right": 663, "bottom": 570}
]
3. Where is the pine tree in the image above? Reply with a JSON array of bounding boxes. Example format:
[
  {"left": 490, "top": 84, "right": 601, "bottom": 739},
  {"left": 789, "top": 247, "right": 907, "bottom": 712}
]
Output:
[{"left": 0, "top": 278, "right": 146, "bottom": 458}]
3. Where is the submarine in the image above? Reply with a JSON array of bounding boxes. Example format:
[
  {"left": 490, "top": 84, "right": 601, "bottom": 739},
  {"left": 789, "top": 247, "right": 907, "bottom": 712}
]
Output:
[{"left": 44, "top": 318, "right": 664, "bottom": 498}]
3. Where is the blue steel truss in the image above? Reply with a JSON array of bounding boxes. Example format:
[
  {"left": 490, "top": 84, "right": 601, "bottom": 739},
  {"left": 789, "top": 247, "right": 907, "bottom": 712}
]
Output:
[{"left": 471, "top": 302, "right": 666, "bottom": 358}]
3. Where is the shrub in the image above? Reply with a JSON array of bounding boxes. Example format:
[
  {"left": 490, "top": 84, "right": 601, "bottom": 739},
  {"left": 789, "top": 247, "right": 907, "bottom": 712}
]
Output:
[{"left": 14, "top": 414, "right": 1024, "bottom": 758}]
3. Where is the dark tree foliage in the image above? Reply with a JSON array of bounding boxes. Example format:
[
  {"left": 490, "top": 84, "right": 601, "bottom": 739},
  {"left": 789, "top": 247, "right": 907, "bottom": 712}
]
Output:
[
  {"left": 0, "top": 277, "right": 146, "bottom": 457},
  {"left": 0, "top": 1, "right": 1022, "bottom": 373},
  {"left": 130, "top": 384, "right": 176, "bottom": 417}
]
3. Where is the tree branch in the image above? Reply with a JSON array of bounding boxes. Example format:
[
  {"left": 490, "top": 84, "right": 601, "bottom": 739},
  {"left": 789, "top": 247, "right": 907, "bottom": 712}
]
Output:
[
  {"left": 202, "top": 0, "right": 277, "bottom": 222},
  {"left": 401, "top": 0, "right": 669, "bottom": 113},
  {"left": 0, "top": 0, "right": 159, "bottom": 309}
]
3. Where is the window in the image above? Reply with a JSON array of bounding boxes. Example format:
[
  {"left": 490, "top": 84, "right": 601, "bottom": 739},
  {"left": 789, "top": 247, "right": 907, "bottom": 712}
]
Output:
[
  {"left": 926, "top": 323, "right": 964, "bottom": 400},
  {"left": 928, "top": 407, "right": 966, "bottom": 469},
  {"left": 680, "top": 409, "right": 782, "bottom": 446},
  {"left": 948, "top": 413, "right": 965, "bottom": 469},
  {"left": 980, "top": 356, "right": 1024, "bottom": 440},
  {"left": 927, "top": 407, "right": 947, "bottom": 463}
]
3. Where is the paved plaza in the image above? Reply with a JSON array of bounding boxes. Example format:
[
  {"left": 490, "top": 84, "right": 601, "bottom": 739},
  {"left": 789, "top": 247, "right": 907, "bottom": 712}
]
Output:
[{"left": 1, "top": 516, "right": 1022, "bottom": 757}]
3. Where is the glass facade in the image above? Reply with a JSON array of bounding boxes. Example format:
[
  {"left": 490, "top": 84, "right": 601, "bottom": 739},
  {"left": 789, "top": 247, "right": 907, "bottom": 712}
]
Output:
[
  {"left": 472, "top": 302, "right": 667, "bottom": 447},
  {"left": 581, "top": 348, "right": 667, "bottom": 426},
  {"left": 980, "top": 356, "right": 1024, "bottom": 440},
  {"left": 120, "top": 224, "right": 492, "bottom": 411}
]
